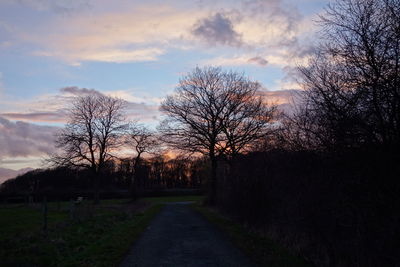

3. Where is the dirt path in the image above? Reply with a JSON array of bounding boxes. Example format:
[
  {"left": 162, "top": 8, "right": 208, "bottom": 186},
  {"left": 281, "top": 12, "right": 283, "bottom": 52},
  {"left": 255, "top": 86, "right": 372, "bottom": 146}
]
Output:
[{"left": 120, "top": 202, "right": 255, "bottom": 267}]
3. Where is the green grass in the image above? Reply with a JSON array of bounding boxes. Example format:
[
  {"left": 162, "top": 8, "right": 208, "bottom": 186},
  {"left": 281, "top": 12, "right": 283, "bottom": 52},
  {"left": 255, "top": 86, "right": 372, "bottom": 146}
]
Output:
[
  {"left": 0, "top": 203, "right": 68, "bottom": 240},
  {"left": 58, "top": 204, "right": 163, "bottom": 267},
  {"left": 194, "top": 205, "right": 312, "bottom": 267},
  {"left": 0, "top": 200, "right": 162, "bottom": 266},
  {"left": 0, "top": 195, "right": 205, "bottom": 266}
]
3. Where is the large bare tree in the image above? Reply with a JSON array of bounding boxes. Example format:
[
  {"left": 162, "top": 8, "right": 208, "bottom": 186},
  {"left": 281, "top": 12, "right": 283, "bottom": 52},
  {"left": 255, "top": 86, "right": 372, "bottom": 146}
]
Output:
[
  {"left": 52, "top": 94, "right": 126, "bottom": 203},
  {"left": 219, "top": 80, "right": 276, "bottom": 157},
  {"left": 294, "top": 0, "right": 400, "bottom": 151},
  {"left": 159, "top": 67, "right": 275, "bottom": 204}
]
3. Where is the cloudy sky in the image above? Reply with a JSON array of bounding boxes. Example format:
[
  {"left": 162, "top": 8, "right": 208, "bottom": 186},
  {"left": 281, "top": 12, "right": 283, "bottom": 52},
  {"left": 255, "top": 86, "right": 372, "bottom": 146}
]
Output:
[{"left": 0, "top": 0, "right": 328, "bottom": 171}]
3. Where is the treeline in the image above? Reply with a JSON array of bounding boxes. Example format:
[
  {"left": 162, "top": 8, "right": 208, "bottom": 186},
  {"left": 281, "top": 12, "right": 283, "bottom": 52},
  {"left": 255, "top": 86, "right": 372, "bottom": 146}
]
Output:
[
  {"left": 0, "top": 155, "right": 208, "bottom": 201},
  {"left": 216, "top": 148, "right": 400, "bottom": 266}
]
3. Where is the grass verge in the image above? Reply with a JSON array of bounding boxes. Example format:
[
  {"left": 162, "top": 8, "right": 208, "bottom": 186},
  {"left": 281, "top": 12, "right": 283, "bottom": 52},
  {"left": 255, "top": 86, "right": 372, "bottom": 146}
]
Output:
[
  {"left": 194, "top": 205, "right": 312, "bottom": 267},
  {"left": 0, "top": 201, "right": 162, "bottom": 266}
]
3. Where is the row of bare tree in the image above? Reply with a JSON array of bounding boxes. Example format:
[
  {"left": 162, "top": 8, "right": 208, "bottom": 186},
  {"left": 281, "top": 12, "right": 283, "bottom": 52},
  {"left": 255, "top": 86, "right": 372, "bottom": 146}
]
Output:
[
  {"left": 51, "top": 0, "right": 400, "bottom": 209},
  {"left": 51, "top": 67, "right": 276, "bottom": 204},
  {"left": 0, "top": 155, "right": 207, "bottom": 200}
]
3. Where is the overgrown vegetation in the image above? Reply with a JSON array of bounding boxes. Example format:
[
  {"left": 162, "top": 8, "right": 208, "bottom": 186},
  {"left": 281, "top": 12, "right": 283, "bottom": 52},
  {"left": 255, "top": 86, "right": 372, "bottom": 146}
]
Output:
[{"left": 194, "top": 204, "right": 311, "bottom": 267}]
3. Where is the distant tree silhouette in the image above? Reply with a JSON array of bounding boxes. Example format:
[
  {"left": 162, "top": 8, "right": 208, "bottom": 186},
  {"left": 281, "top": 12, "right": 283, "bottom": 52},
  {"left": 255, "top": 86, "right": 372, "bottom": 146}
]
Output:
[
  {"left": 292, "top": 0, "right": 400, "bottom": 150},
  {"left": 51, "top": 94, "right": 127, "bottom": 204},
  {"left": 125, "top": 124, "right": 159, "bottom": 199},
  {"left": 159, "top": 67, "right": 275, "bottom": 204}
]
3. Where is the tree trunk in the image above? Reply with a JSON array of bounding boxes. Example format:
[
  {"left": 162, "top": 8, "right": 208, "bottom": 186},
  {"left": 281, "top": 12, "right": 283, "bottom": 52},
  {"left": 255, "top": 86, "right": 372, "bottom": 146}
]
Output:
[
  {"left": 208, "top": 152, "right": 218, "bottom": 206},
  {"left": 130, "top": 174, "right": 137, "bottom": 201},
  {"left": 130, "top": 156, "right": 141, "bottom": 201},
  {"left": 93, "top": 169, "right": 100, "bottom": 205}
]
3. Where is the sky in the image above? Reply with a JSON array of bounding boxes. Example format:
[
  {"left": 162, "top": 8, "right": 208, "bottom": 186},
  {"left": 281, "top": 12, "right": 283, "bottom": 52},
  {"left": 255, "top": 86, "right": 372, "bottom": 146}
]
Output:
[{"left": 0, "top": 0, "right": 329, "bottom": 171}]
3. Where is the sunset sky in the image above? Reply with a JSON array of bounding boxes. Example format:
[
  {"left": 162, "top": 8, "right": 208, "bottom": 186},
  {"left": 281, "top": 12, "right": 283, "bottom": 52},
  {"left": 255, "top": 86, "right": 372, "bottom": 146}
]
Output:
[{"left": 0, "top": 0, "right": 328, "bottom": 171}]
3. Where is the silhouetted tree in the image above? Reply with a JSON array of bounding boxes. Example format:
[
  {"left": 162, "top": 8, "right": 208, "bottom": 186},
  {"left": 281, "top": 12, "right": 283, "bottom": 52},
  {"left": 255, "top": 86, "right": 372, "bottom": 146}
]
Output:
[
  {"left": 126, "top": 124, "right": 159, "bottom": 199},
  {"left": 51, "top": 94, "right": 126, "bottom": 203},
  {"left": 295, "top": 0, "right": 400, "bottom": 150},
  {"left": 159, "top": 67, "right": 275, "bottom": 204},
  {"left": 220, "top": 81, "right": 276, "bottom": 157}
]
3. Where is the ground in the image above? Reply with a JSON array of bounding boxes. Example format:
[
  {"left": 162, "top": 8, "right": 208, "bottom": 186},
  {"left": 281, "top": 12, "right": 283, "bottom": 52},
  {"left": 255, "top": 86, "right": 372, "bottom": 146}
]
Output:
[{"left": 120, "top": 202, "right": 255, "bottom": 267}]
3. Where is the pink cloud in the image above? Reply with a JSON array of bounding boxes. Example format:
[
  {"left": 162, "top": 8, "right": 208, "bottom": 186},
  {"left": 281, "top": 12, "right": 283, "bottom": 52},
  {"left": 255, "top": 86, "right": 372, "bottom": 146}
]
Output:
[
  {"left": 259, "top": 89, "right": 303, "bottom": 115},
  {"left": 0, "top": 116, "right": 60, "bottom": 158},
  {"left": 0, "top": 86, "right": 161, "bottom": 124}
]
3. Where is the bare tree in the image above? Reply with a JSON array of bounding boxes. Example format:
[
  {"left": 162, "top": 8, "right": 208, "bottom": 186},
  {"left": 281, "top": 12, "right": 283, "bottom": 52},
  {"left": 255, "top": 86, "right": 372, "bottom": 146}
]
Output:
[
  {"left": 125, "top": 124, "right": 159, "bottom": 199},
  {"left": 159, "top": 67, "right": 275, "bottom": 204},
  {"left": 52, "top": 94, "right": 126, "bottom": 203},
  {"left": 294, "top": 0, "right": 400, "bottom": 151},
  {"left": 219, "top": 80, "right": 276, "bottom": 157}
]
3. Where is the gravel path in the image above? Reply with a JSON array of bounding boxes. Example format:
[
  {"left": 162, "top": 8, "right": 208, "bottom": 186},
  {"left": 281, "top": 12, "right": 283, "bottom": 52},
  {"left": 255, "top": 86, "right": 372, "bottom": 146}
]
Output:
[{"left": 120, "top": 202, "right": 255, "bottom": 267}]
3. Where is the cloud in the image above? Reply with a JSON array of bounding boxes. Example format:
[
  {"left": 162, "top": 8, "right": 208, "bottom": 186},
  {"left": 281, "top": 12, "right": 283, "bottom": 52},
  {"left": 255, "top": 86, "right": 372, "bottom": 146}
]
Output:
[
  {"left": 2, "top": 0, "right": 320, "bottom": 70},
  {"left": 36, "top": 48, "right": 165, "bottom": 65},
  {"left": 203, "top": 54, "right": 277, "bottom": 67},
  {"left": 76, "top": 48, "right": 164, "bottom": 64},
  {"left": 0, "top": 167, "right": 34, "bottom": 184},
  {"left": 59, "top": 86, "right": 161, "bottom": 121},
  {"left": 204, "top": 48, "right": 311, "bottom": 68},
  {"left": 0, "top": 112, "right": 67, "bottom": 123},
  {"left": 105, "top": 90, "right": 163, "bottom": 105},
  {"left": 20, "top": 4, "right": 203, "bottom": 64},
  {"left": 60, "top": 86, "right": 102, "bottom": 96},
  {"left": 11, "top": 0, "right": 91, "bottom": 14},
  {"left": 192, "top": 12, "right": 243, "bottom": 47},
  {"left": 0, "top": 86, "right": 161, "bottom": 169},
  {"left": 0, "top": 86, "right": 162, "bottom": 124},
  {"left": 59, "top": 87, "right": 162, "bottom": 121},
  {"left": 260, "top": 89, "right": 300, "bottom": 104},
  {"left": 201, "top": 55, "right": 256, "bottom": 67},
  {"left": 248, "top": 56, "right": 268, "bottom": 66},
  {"left": 10, "top": 1, "right": 313, "bottom": 66},
  {"left": 259, "top": 89, "right": 304, "bottom": 115},
  {"left": 0, "top": 116, "right": 60, "bottom": 159}
]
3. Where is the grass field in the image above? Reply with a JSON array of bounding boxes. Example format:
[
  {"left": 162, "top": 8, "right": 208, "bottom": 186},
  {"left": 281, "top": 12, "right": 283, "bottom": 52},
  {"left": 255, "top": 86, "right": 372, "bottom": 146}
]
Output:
[{"left": 0, "top": 195, "right": 202, "bottom": 267}]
